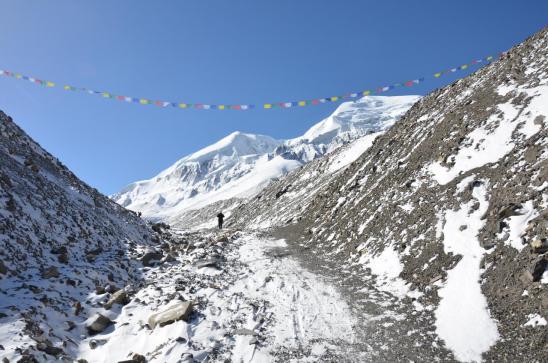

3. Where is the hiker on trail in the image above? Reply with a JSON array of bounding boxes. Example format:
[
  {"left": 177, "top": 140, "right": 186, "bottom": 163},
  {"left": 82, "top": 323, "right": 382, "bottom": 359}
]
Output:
[{"left": 217, "top": 212, "right": 225, "bottom": 230}]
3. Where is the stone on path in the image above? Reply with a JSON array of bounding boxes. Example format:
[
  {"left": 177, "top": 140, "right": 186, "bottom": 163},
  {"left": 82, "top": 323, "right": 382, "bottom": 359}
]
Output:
[
  {"left": 104, "top": 289, "right": 129, "bottom": 310},
  {"left": 87, "top": 314, "right": 113, "bottom": 334},
  {"left": 148, "top": 301, "right": 193, "bottom": 329}
]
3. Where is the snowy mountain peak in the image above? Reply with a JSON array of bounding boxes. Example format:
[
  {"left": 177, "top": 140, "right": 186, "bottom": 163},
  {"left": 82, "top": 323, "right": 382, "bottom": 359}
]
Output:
[
  {"left": 297, "top": 95, "right": 420, "bottom": 145},
  {"left": 113, "top": 95, "right": 419, "bottom": 220},
  {"left": 183, "top": 131, "right": 280, "bottom": 163}
]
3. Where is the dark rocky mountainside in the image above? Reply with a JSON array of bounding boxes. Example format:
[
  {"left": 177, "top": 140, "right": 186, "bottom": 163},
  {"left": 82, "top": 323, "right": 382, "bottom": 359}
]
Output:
[
  {"left": 0, "top": 111, "right": 163, "bottom": 361},
  {"left": 230, "top": 27, "right": 548, "bottom": 361}
]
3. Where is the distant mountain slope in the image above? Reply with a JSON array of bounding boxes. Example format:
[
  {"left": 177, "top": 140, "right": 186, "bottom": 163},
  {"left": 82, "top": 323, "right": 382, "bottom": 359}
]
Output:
[
  {"left": 0, "top": 111, "right": 160, "bottom": 361},
  {"left": 230, "top": 27, "right": 548, "bottom": 361},
  {"left": 112, "top": 95, "right": 419, "bottom": 222}
]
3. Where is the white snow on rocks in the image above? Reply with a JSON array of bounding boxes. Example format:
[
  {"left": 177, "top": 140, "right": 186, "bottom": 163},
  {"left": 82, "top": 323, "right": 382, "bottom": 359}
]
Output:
[
  {"left": 427, "top": 85, "right": 547, "bottom": 185},
  {"left": 327, "top": 132, "right": 380, "bottom": 173},
  {"left": 434, "top": 181, "right": 499, "bottom": 362},
  {"left": 523, "top": 313, "right": 547, "bottom": 327},
  {"left": 75, "top": 233, "right": 355, "bottom": 362},
  {"left": 359, "top": 244, "right": 409, "bottom": 298},
  {"left": 499, "top": 200, "right": 539, "bottom": 250}
]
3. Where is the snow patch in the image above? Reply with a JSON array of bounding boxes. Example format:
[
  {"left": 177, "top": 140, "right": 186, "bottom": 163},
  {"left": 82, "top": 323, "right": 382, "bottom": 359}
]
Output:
[
  {"left": 435, "top": 182, "right": 499, "bottom": 362},
  {"left": 360, "top": 246, "right": 409, "bottom": 298},
  {"left": 499, "top": 201, "right": 538, "bottom": 251},
  {"left": 523, "top": 313, "right": 547, "bottom": 327},
  {"left": 328, "top": 132, "right": 380, "bottom": 172}
]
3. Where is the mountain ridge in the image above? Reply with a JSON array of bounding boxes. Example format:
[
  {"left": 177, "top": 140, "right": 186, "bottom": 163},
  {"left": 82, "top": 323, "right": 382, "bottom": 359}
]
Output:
[{"left": 113, "top": 95, "right": 420, "bottom": 221}]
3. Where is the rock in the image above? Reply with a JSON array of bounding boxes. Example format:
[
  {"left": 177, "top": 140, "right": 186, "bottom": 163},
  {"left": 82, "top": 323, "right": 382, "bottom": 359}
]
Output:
[
  {"left": 531, "top": 239, "right": 548, "bottom": 254},
  {"left": 141, "top": 251, "right": 163, "bottom": 267},
  {"left": 498, "top": 204, "right": 522, "bottom": 219},
  {"left": 0, "top": 259, "right": 7, "bottom": 275},
  {"left": 87, "top": 314, "right": 113, "bottom": 334},
  {"left": 95, "top": 285, "right": 106, "bottom": 294},
  {"left": 105, "top": 283, "right": 118, "bottom": 293},
  {"left": 74, "top": 301, "right": 82, "bottom": 316},
  {"left": 529, "top": 256, "right": 547, "bottom": 282},
  {"left": 50, "top": 246, "right": 67, "bottom": 255},
  {"left": 36, "top": 342, "right": 64, "bottom": 357},
  {"left": 104, "top": 290, "right": 129, "bottom": 310},
  {"left": 85, "top": 253, "right": 98, "bottom": 262},
  {"left": 148, "top": 301, "right": 193, "bottom": 329},
  {"left": 117, "top": 354, "right": 146, "bottom": 363},
  {"left": 180, "top": 353, "right": 193, "bottom": 362},
  {"left": 162, "top": 253, "right": 176, "bottom": 263},
  {"left": 429, "top": 275, "right": 443, "bottom": 284},
  {"left": 217, "top": 235, "right": 229, "bottom": 243},
  {"left": 42, "top": 266, "right": 59, "bottom": 279},
  {"left": 15, "top": 353, "right": 38, "bottom": 363},
  {"left": 175, "top": 336, "right": 187, "bottom": 343},
  {"left": 195, "top": 258, "right": 220, "bottom": 269}
]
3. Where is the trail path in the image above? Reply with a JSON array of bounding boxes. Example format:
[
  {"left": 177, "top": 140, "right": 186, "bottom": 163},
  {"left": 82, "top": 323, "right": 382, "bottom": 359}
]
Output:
[{"left": 76, "top": 232, "right": 363, "bottom": 362}]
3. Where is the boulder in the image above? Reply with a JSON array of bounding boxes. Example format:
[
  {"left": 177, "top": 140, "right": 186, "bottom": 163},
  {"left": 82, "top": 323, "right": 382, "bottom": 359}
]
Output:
[
  {"left": 42, "top": 266, "right": 59, "bottom": 279},
  {"left": 0, "top": 259, "right": 7, "bottom": 275},
  {"left": 74, "top": 301, "right": 82, "bottom": 316},
  {"left": 118, "top": 353, "right": 146, "bottom": 363},
  {"left": 104, "top": 290, "right": 129, "bottom": 310},
  {"left": 87, "top": 314, "right": 113, "bottom": 334},
  {"left": 58, "top": 252, "right": 69, "bottom": 264},
  {"left": 195, "top": 258, "right": 220, "bottom": 269},
  {"left": 529, "top": 256, "right": 547, "bottom": 282},
  {"left": 217, "top": 235, "right": 229, "bottom": 243},
  {"left": 148, "top": 301, "right": 193, "bottom": 329},
  {"left": 531, "top": 239, "right": 548, "bottom": 254},
  {"left": 88, "top": 339, "right": 107, "bottom": 350},
  {"left": 36, "top": 342, "right": 64, "bottom": 357},
  {"left": 498, "top": 204, "right": 522, "bottom": 219},
  {"left": 141, "top": 251, "right": 163, "bottom": 267}
]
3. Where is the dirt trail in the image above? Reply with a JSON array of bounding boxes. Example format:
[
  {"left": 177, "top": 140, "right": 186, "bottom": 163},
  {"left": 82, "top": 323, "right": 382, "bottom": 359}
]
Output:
[{"left": 272, "top": 227, "right": 457, "bottom": 362}]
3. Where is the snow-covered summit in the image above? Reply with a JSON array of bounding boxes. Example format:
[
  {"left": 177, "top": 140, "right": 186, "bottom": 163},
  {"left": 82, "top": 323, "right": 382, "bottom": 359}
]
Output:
[
  {"left": 182, "top": 131, "right": 280, "bottom": 163},
  {"left": 112, "top": 95, "right": 419, "bottom": 220},
  {"left": 294, "top": 95, "right": 419, "bottom": 145}
]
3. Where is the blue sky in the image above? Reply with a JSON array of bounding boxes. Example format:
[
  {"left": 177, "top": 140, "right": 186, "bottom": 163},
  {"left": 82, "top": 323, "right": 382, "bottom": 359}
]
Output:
[{"left": 1, "top": 1, "right": 546, "bottom": 195}]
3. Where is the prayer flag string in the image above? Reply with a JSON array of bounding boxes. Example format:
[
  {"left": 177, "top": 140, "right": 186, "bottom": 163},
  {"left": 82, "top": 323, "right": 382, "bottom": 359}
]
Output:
[{"left": 0, "top": 53, "right": 501, "bottom": 111}]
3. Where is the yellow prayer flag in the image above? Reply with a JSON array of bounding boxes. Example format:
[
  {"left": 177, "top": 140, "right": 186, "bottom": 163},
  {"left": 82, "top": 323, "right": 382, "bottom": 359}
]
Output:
[
  {"left": 178, "top": 103, "right": 187, "bottom": 108},
  {"left": 46, "top": 81, "right": 55, "bottom": 87},
  {"left": 298, "top": 101, "right": 306, "bottom": 106},
  {"left": 330, "top": 96, "right": 338, "bottom": 102},
  {"left": 140, "top": 99, "right": 149, "bottom": 105},
  {"left": 218, "top": 105, "right": 225, "bottom": 110},
  {"left": 362, "top": 90, "right": 370, "bottom": 96},
  {"left": 434, "top": 72, "right": 442, "bottom": 78},
  {"left": 63, "top": 85, "right": 71, "bottom": 90},
  {"left": 263, "top": 104, "right": 272, "bottom": 109}
]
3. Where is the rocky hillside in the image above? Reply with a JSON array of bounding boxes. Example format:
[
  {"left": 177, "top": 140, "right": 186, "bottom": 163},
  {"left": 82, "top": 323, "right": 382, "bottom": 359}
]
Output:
[
  {"left": 231, "top": 27, "right": 548, "bottom": 361},
  {"left": 0, "top": 111, "right": 163, "bottom": 362}
]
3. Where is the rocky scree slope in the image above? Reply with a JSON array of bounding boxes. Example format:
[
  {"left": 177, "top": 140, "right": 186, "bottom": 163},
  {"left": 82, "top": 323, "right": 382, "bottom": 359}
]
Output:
[
  {"left": 0, "top": 111, "right": 164, "bottom": 362},
  {"left": 232, "top": 27, "right": 548, "bottom": 361},
  {"left": 113, "top": 96, "right": 418, "bottom": 226},
  {"left": 225, "top": 130, "right": 383, "bottom": 230}
]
